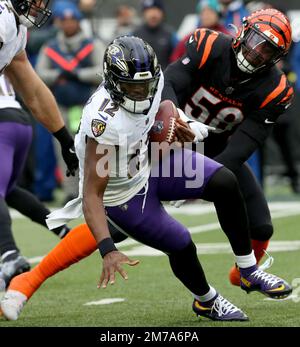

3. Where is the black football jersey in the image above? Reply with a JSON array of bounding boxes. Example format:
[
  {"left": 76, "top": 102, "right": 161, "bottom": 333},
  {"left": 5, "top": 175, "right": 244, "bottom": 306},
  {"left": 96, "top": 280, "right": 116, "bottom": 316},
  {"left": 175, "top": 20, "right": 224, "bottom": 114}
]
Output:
[
  {"left": 162, "top": 29, "right": 294, "bottom": 169},
  {"left": 165, "top": 28, "right": 293, "bottom": 134}
]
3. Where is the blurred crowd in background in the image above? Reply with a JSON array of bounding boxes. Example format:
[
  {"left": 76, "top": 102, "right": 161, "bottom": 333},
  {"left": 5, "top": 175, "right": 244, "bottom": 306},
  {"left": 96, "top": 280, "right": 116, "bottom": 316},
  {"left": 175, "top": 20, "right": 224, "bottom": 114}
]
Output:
[{"left": 18, "top": 0, "right": 300, "bottom": 203}]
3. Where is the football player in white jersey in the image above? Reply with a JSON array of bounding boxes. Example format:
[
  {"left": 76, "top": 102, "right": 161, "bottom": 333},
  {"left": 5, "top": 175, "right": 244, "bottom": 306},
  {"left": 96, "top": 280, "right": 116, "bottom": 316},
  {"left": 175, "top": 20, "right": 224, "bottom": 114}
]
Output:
[
  {"left": 0, "top": 1, "right": 78, "bottom": 174},
  {"left": 1, "top": 36, "right": 292, "bottom": 322},
  {"left": 0, "top": 74, "right": 70, "bottom": 292},
  {"left": 0, "top": 1, "right": 76, "bottom": 289}
]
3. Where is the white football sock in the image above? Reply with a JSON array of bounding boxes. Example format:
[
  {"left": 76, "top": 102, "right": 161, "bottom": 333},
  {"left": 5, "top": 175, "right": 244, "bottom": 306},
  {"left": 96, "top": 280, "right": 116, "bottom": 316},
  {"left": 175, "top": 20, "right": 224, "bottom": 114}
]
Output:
[
  {"left": 235, "top": 250, "right": 256, "bottom": 269},
  {"left": 193, "top": 286, "right": 217, "bottom": 303}
]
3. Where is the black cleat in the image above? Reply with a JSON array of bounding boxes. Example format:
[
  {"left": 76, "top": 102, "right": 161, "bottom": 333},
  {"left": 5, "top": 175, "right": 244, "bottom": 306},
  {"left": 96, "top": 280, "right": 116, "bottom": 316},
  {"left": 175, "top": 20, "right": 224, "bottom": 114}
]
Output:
[{"left": 0, "top": 254, "right": 30, "bottom": 290}]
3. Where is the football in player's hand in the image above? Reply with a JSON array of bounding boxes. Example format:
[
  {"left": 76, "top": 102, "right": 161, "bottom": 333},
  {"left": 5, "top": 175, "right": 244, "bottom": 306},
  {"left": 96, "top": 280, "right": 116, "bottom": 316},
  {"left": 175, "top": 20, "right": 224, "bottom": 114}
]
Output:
[
  {"left": 175, "top": 118, "right": 195, "bottom": 143},
  {"left": 149, "top": 100, "right": 179, "bottom": 143}
]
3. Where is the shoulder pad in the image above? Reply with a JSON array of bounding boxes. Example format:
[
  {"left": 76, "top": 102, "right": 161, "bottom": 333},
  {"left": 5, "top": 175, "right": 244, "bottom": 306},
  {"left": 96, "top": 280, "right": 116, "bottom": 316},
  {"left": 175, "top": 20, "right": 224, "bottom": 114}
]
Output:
[{"left": 186, "top": 29, "right": 228, "bottom": 69}]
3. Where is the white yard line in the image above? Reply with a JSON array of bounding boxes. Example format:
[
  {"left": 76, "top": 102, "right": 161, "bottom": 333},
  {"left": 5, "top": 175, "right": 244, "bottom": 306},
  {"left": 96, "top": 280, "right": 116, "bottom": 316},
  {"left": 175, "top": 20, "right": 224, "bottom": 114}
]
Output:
[
  {"left": 24, "top": 201, "right": 300, "bottom": 263},
  {"left": 27, "top": 256, "right": 44, "bottom": 264},
  {"left": 123, "top": 240, "right": 300, "bottom": 257},
  {"left": 10, "top": 201, "right": 300, "bottom": 219},
  {"left": 165, "top": 201, "right": 300, "bottom": 216},
  {"left": 83, "top": 298, "right": 125, "bottom": 306},
  {"left": 27, "top": 240, "right": 300, "bottom": 263}
]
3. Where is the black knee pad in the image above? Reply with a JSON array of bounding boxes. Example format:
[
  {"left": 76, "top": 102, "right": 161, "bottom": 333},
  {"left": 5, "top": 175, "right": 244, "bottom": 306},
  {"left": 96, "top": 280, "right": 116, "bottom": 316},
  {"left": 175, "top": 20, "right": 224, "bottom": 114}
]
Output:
[{"left": 251, "top": 224, "right": 274, "bottom": 241}]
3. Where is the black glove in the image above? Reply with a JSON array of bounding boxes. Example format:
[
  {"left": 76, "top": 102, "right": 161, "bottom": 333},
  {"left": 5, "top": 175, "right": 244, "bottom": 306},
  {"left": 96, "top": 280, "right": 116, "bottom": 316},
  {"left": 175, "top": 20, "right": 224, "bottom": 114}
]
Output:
[{"left": 53, "top": 126, "right": 79, "bottom": 177}]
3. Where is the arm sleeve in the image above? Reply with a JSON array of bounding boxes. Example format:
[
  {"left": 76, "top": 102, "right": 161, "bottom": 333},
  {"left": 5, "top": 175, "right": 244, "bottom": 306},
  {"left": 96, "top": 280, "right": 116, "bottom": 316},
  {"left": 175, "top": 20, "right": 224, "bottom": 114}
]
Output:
[{"left": 162, "top": 59, "right": 195, "bottom": 107}]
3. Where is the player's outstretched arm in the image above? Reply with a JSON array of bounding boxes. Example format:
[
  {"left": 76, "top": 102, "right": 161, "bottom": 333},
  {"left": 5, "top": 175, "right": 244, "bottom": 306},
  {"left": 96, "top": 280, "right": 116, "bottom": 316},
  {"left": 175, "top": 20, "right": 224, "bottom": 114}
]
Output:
[
  {"left": 162, "top": 57, "right": 195, "bottom": 106},
  {"left": 6, "top": 50, "right": 64, "bottom": 132},
  {"left": 6, "top": 50, "right": 78, "bottom": 175},
  {"left": 83, "top": 138, "right": 139, "bottom": 288}
]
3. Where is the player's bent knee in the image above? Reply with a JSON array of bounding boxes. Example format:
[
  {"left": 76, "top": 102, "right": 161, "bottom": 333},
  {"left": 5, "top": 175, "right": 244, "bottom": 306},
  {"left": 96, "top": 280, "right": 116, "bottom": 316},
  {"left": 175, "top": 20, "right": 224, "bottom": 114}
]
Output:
[
  {"left": 177, "top": 232, "right": 192, "bottom": 252},
  {"left": 168, "top": 240, "right": 197, "bottom": 259},
  {"left": 217, "top": 167, "right": 239, "bottom": 192},
  {"left": 251, "top": 224, "right": 274, "bottom": 241},
  {"left": 162, "top": 230, "right": 192, "bottom": 254},
  {"left": 203, "top": 167, "right": 240, "bottom": 201}
]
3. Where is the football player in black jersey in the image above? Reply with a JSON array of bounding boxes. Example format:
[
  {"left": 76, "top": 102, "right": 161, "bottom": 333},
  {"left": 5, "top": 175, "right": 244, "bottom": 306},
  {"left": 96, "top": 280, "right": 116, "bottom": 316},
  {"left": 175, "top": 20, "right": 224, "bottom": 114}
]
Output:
[{"left": 163, "top": 8, "right": 294, "bottom": 286}]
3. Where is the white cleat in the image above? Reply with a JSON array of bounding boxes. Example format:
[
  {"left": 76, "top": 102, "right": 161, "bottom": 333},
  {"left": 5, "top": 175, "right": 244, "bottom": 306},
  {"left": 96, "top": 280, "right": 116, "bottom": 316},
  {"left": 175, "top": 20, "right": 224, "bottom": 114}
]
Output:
[{"left": 0, "top": 290, "right": 27, "bottom": 321}]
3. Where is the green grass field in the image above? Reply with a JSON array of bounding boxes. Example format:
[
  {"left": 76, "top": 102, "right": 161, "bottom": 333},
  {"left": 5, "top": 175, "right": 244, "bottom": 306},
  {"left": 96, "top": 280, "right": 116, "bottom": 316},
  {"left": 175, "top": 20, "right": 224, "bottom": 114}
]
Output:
[{"left": 0, "top": 201, "right": 300, "bottom": 327}]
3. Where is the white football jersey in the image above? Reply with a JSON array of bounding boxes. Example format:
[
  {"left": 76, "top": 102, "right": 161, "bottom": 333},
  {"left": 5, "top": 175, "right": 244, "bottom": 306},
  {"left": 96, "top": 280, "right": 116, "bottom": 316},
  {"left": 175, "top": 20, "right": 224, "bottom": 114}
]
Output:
[
  {"left": 0, "top": 3, "right": 27, "bottom": 74},
  {"left": 75, "top": 73, "right": 164, "bottom": 206},
  {"left": 0, "top": 74, "right": 21, "bottom": 109}
]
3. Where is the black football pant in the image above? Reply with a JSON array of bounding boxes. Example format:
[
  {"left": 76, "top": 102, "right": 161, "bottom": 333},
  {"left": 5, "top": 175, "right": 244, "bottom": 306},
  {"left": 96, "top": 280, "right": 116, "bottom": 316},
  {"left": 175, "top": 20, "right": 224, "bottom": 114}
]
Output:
[{"left": 234, "top": 163, "right": 273, "bottom": 241}]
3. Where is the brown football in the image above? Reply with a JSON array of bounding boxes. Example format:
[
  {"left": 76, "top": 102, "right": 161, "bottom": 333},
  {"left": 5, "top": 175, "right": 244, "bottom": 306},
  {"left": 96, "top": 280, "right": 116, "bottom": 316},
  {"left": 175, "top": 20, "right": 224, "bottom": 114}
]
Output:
[{"left": 149, "top": 100, "right": 179, "bottom": 143}]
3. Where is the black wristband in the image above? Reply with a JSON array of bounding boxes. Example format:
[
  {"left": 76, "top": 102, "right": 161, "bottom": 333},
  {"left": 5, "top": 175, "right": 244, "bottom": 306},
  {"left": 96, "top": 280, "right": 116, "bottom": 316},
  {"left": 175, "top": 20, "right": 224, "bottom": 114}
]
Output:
[
  {"left": 53, "top": 126, "right": 73, "bottom": 147},
  {"left": 98, "top": 238, "right": 118, "bottom": 258}
]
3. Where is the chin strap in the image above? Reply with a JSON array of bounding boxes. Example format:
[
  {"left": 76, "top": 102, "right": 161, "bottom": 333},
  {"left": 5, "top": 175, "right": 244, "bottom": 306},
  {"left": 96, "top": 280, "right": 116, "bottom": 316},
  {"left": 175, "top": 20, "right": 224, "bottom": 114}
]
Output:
[
  {"left": 18, "top": 14, "right": 35, "bottom": 28},
  {"left": 122, "top": 97, "right": 151, "bottom": 114},
  {"left": 236, "top": 50, "right": 256, "bottom": 74}
]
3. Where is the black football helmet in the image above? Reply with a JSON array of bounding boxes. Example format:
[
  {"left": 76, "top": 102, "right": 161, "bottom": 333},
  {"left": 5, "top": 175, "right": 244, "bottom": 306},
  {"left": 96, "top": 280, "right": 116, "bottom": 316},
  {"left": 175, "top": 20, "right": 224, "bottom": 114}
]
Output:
[
  {"left": 8, "top": 0, "right": 52, "bottom": 28},
  {"left": 103, "top": 36, "right": 161, "bottom": 114}
]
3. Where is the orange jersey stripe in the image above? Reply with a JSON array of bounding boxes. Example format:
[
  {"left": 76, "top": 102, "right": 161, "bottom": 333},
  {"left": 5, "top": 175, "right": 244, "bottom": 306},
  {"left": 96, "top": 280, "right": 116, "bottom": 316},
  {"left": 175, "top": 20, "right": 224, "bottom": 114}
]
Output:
[
  {"left": 198, "top": 32, "right": 219, "bottom": 69},
  {"left": 195, "top": 29, "right": 206, "bottom": 51},
  {"left": 194, "top": 29, "right": 201, "bottom": 41},
  {"left": 278, "top": 86, "right": 293, "bottom": 104},
  {"left": 259, "top": 75, "right": 287, "bottom": 108}
]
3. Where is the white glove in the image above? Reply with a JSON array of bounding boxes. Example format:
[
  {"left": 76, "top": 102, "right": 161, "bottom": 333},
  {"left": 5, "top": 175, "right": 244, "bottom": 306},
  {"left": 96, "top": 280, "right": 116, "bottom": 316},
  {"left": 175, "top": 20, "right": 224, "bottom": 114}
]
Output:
[
  {"left": 170, "top": 200, "right": 186, "bottom": 208},
  {"left": 188, "top": 121, "right": 210, "bottom": 142},
  {"left": 177, "top": 108, "right": 215, "bottom": 142}
]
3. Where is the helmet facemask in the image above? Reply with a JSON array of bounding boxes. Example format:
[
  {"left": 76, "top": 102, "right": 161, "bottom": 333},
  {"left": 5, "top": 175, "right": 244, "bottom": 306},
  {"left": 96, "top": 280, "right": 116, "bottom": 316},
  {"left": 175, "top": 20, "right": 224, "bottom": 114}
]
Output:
[
  {"left": 9, "top": 0, "right": 52, "bottom": 28},
  {"left": 115, "top": 71, "right": 160, "bottom": 114},
  {"left": 235, "top": 26, "right": 284, "bottom": 74}
]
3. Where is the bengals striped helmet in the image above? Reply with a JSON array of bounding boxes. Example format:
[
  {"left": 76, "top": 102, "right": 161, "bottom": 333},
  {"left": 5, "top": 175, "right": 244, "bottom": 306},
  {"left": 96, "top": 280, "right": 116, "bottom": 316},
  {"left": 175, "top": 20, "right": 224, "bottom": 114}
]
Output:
[{"left": 232, "top": 9, "right": 292, "bottom": 74}]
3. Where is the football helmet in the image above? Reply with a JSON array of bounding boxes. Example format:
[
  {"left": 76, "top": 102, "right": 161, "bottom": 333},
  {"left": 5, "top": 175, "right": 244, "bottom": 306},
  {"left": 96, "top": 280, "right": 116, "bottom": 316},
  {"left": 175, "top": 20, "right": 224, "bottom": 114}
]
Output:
[
  {"left": 103, "top": 36, "right": 161, "bottom": 114},
  {"left": 8, "top": 0, "right": 52, "bottom": 28},
  {"left": 232, "top": 9, "right": 292, "bottom": 74}
]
